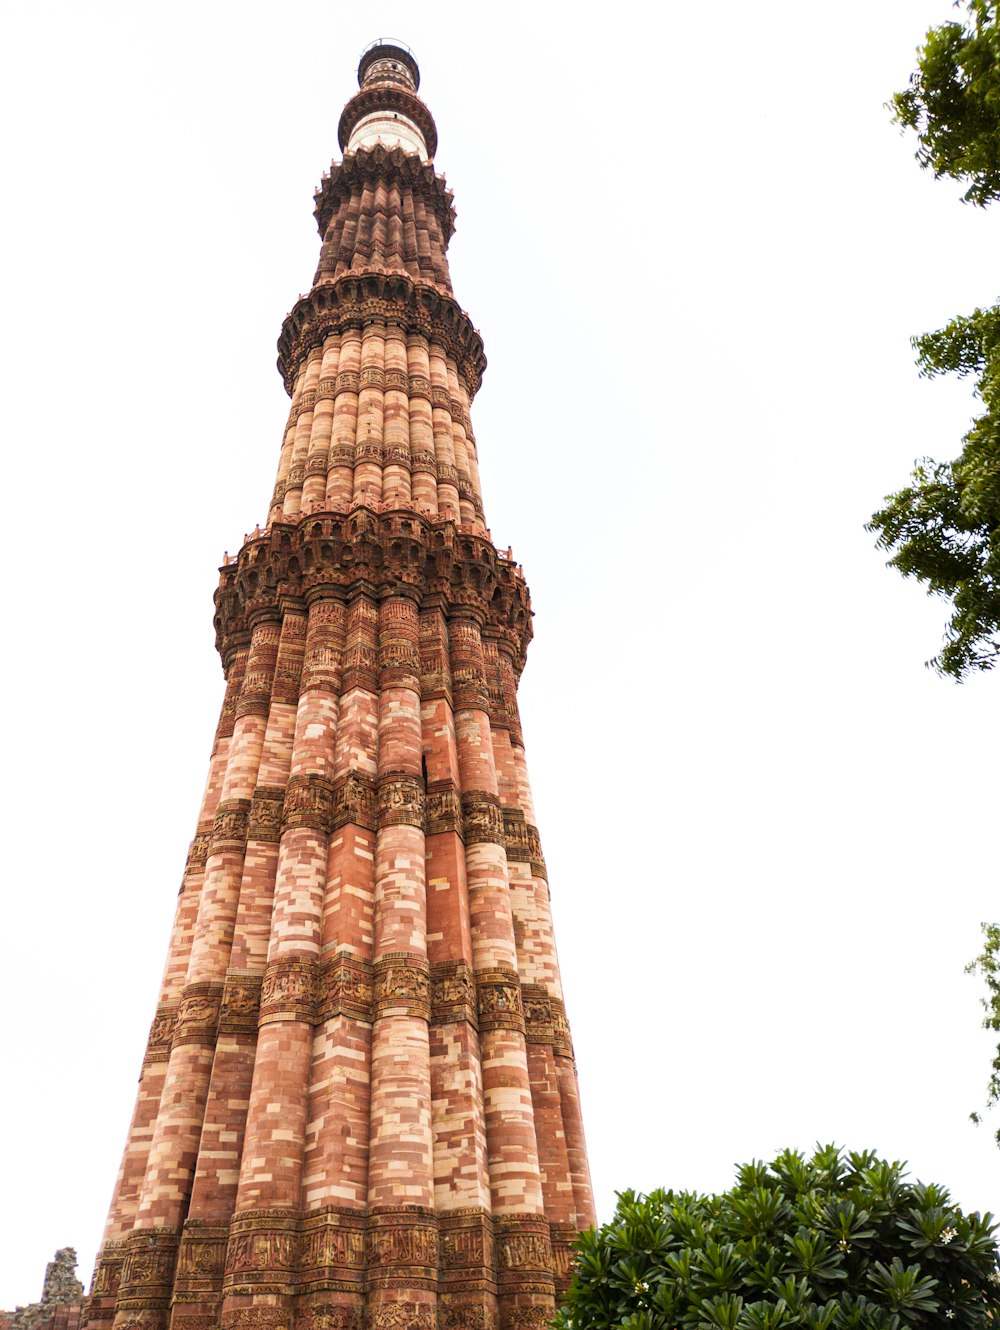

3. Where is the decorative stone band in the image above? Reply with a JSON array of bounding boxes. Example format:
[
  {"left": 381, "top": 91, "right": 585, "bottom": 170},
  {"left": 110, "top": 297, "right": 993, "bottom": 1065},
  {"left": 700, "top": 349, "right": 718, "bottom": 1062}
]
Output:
[
  {"left": 314, "top": 145, "right": 455, "bottom": 242},
  {"left": 548, "top": 1223, "right": 580, "bottom": 1295},
  {"left": 114, "top": 1226, "right": 182, "bottom": 1312},
  {"left": 108, "top": 1207, "right": 564, "bottom": 1316},
  {"left": 143, "top": 1002, "right": 179, "bottom": 1064},
  {"left": 492, "top": 1215, "right": 556, "bottom": 1298},
  {"left": 174, "top": 1219, "right": 229, "bottom": 1298},
  {"left": 549, "top": 997, "right": 574, "bottom": 1061},
  {"left": 430, "top": 960, "right": 476, "bottom": 1027},
  {"left": 215, "top": 652, "right": 247, "bottom": 741},
  {"left": 282, "top": 773, "right": 336, "bottom": 833},
  {"left": 333, "top": 771, "right": 378, "bottom": 832},
  {"left": 378, "top": 643, "right": 421, "bottom": 692},
  {"left": 236, "top": 619, "right": 282, "bottom": 717},
  {"left": 295, "top": 1305, "right": 364, "bottom": 1330},
  {"left": 438, "top": 1209, "right": 496, "bottom": 1287},
  {"left": 449, "top": 624, "right": 491, "bottom": 713},
  {"left": 343, "top": 645, "right": 378, "bottom": 694},
  {"left": 501, "top": 810, "right": 546, "bottom": 881},
  {"left": 298, "top": 1206, "right": 367, "bottom": 1291},
  {"left": 425, "top": 781, "right": 462, "bottom": 836},
  {"left": 461, "top": 791, "right": 505, "bottom": 847},
  {"left": 273, "top": 631, "right": 308, "bottom": 704},
  {"left": 366, "top": 1208, "right": 439, "bottom": 1290},
  {"left": 376, "top": 771, "right": 425, "bottom": 828},
  {"left": 211, "top": 798, "right": 252, "bottom": 855},
  {"left": 420, "top": 630, "right": 453, "bottom": 704},
  {"left": 277, "top": 272, "right": 485, "bottom": 397},
  {"left": 249, "top": 785, "right": 285, "bottom": 843},
  {"left": 476, "top": 969, "right": 524, "bottom": 1035},
  {"left": 259, "top": 957, "right": 320, "bottom": 1026},
  {"left": 215, "top": 510, "right": 531, "bottom": 674},
  {"left": 185, "top": 820, "right": 214, "bottom": 872},
  {"left": 437, "top": 1297, "right": 499, "bottom": 1330},
  {"left": 223, "top": 1208, "right": 301, "bottom": 1297},
  {"left": 173, "top": 981, "right": 224, "bottom": 1048},
  {"left": 499, "top": 1306, "right": 559, "bottom": 1330},
  {"left": 373, "top": 953, "right": 431, "bottom": 1020},
  {"left": 320, "top": 954, "right": 375, "bottom": 1023},
  {"left": 356, "top": 440, "right": 384, "bottom": 465},
  {"left": 218, "top": 970, "right": 264, "bottom": 1035},
  {"left": 88, "top": 1237, "right": 125, "bottom": 1300},
  {"left": 412, "top": 447, "right": 438, "bottom": 475},
  {"left": 520, "top": 985, "right": 554, "bottom": 1047}
]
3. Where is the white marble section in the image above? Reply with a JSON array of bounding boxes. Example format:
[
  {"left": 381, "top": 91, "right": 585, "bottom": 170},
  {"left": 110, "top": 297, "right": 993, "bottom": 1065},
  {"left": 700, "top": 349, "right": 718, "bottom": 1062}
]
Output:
[{"left": 347, "top": 112, "right": 428, "bottom": 159}]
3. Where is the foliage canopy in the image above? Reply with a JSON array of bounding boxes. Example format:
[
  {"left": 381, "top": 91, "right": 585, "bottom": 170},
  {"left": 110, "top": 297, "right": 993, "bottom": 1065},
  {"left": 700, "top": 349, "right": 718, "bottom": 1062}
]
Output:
[
  {"left": 868, "top": 305, "right": 1000, "bottom": 677},
  {"left": 891, "top": 0, "right": 1000, "bottom": 205},
  {"left": 555, "top": 1145, "right": 1000, "bottom": 1330},
  {"left": 869, "top": 1, "right": 1000, "bottom": 678},
  {"left": 966, "top": 922, "right": 1000, "bottom": 1140}
]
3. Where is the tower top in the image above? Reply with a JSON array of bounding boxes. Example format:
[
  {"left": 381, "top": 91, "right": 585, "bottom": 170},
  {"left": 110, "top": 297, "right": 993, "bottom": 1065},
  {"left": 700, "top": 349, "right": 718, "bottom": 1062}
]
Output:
[
  {"left": 339, "top": 38, "right": 437, "bottom": 160},
  {"left": 358, "top": 39, "right": 420, "bottom": 92}
]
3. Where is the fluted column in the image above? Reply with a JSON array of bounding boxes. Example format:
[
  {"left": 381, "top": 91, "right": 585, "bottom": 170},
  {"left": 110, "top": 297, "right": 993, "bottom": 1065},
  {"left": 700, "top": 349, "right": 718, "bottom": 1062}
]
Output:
[
  {"left": 421, "top": 607, "right": 496, "bottom": 1330},
  {"left": 366, "top": 595, "right": 437, "bottom": 1330},
  {"left": 270, "top": 371, "right": 308, "bottom": 523},
  {"left": 449, "top": 618, "right": 554, "bottom": 1330},
  {"left": 326, "top": 328, "right": 361, "bottom": 511},
  {"left": 297, "top": 593, "right": 372, "bottom": 1330},
  {"left": 446, "top": 360, "right": 477, "bottom": 529},
  {"left": 170, "top": 610, "right": 306, "bottom": 1327},
  {"left": 429, "top": 344, "right": 460, "bottom": 522},
  {"left": 303, "top": 337, "right": 341, "bottom": 512},
  {"left": 353, "top": 322, "right": 385, "bottom": 506},
  {"left": 407, "top": 334, "right": 437, "bottom": 516},
  {"left": 283, "top": 347, "right": 323, "bottom": 518},
  {"left": 219, "top": 600, "right": 344, "bottom": 1327},
  {"left": 507, "top": 740, "right": 595, "bottom": 1236},
  {"left": 382, "top": 324, "right": 411, "bottom": 507}
]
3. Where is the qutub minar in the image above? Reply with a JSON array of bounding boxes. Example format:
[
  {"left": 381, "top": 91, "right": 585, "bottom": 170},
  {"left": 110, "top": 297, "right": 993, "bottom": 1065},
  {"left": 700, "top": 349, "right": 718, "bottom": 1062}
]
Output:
[{"left": 85, "top": 40, "right": 595, "bottom": 1330}]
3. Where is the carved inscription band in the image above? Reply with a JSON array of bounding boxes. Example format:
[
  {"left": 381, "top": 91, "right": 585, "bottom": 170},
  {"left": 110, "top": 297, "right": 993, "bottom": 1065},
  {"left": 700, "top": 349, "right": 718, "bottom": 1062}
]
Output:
[{"left": 143, "top": 961, "right": 571, "bottom": 1055}]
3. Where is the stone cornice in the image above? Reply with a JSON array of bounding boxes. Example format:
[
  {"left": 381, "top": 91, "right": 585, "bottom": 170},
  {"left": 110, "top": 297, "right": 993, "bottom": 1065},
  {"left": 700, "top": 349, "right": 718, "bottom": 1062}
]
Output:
[
  {"left": 338, "top": 84, "right": 438, "bottom": 159},
  {"left": 314, "top": 145, "right": 456, "bottom": 243},
  {"left": 214, "top": 508, "right": 532, "bottom": 672},
  {"left": 277, "top": 270, "right": 486, "bottom": 397}
]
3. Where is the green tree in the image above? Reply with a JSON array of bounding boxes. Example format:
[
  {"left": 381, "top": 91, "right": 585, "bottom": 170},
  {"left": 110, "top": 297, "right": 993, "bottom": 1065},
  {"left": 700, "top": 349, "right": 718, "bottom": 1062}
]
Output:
[
  {"left": 966, "top": 921, "right": 1000, "bottom": 1140},
  {"left": 555, "top": 1145, "right": 999, "bottom": 1330},
  {"left": 891, "top": 0, "right": 1000, "bottom": 205},
  {"left": 868, "top": 1, "right": 1000, "bottom": 679}
]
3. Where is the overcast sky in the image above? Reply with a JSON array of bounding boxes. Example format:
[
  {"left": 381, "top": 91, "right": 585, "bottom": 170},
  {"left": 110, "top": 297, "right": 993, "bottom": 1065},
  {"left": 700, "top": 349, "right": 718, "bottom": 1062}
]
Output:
[{"left": 3, "top": 0, "right": 999, "bottom": 1309}]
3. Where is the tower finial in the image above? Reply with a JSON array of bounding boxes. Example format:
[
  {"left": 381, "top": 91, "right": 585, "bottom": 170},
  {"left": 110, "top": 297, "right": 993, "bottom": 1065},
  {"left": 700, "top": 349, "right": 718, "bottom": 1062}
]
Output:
[{"left": 339, "top": 38, "right": 437, "bottom": 159}]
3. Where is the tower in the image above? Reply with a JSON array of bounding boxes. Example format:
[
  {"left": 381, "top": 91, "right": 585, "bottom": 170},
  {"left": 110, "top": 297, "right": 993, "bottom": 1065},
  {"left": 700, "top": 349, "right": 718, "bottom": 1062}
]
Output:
[{"left": 86, "top": 41, "right": 595, "bottom": 1330}]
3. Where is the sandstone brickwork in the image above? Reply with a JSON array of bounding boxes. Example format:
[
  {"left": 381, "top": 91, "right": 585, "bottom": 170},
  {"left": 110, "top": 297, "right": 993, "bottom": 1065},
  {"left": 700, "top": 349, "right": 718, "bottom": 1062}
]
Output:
[{"left": 85, "top": 40, "right": 595, "bottom": 1330}]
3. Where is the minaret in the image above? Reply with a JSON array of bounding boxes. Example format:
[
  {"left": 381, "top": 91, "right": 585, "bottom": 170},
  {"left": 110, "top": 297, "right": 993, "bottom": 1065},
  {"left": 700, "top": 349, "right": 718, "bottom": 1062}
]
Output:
[{"left": 85, "top": 41, "right": 595, "bottom": 1330}]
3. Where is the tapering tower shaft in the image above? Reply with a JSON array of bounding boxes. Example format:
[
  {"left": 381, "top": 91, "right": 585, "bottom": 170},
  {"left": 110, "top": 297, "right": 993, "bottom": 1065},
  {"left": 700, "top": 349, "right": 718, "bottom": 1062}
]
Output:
[{"left": 86, "top": 42, "right": 594, "bottom": 1330}]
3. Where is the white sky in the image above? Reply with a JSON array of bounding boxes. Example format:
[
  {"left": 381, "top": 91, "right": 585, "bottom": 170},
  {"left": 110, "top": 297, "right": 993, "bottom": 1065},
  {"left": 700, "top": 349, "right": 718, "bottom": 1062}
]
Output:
[{"left": 2, "top": 0, "right": 998, "bottom": 1309}]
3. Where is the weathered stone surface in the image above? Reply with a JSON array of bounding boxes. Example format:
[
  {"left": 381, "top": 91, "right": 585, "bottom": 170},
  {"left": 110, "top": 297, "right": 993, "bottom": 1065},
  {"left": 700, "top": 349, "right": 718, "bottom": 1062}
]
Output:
[{"left": 4, "top": 1249, "right": 84, "bottom": 1330}]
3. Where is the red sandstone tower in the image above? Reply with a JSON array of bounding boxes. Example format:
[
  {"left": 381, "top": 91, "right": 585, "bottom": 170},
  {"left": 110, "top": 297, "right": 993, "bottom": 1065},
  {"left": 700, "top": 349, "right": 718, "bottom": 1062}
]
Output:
[{"left": 86, "top": 41, "right": 595, "bottom": 1330}]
